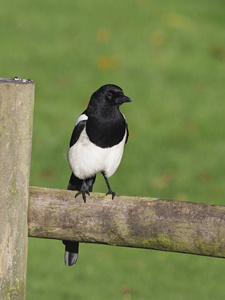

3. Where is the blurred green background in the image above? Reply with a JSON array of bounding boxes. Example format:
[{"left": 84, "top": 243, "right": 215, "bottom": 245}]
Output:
[{"left": 1, "top": 0, "right": 225, "bottom": 299}]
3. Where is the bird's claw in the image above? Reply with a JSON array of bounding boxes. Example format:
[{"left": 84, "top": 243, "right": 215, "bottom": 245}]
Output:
[
  {"left": 75, "top": 191, "right": 90, "bottom": 203},
  {"left": 75, "top": 180, "right": 90, "bottom": 203},
  {"left": 106, "top": 189, "right": 116, "bottom": 199}
]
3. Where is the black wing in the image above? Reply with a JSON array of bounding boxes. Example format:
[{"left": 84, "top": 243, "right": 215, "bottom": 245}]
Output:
[
  {"left": 125, "top": 123, "right": 129, "bottom": 144},
  {"left": 124, "top": 115, "right": 129, "bottom": 144},
  {"left": 69, "top": 120, "right": 87, "bottom": 148}
]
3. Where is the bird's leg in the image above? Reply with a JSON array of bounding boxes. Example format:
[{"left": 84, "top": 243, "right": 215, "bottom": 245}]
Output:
[
  {"left": 102, "top": 173, "right": 116, "bottom": 199},
  {"left": 75, "top": 180, "right": 90, "bottom": 203}
]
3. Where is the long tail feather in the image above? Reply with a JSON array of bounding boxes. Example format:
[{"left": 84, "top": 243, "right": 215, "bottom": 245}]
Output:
[{"left": 62, "top": 173, "right": 95, "bottom": 266}]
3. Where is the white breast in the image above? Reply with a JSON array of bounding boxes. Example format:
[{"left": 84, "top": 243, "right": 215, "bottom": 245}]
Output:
[{"left": 68, "top": 128, "right": 127, "bottom": 179}]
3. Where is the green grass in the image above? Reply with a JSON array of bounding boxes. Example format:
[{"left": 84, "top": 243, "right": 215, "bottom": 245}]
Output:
[{"left": 1, "top": 0, "right": 225, "bottom": 299}]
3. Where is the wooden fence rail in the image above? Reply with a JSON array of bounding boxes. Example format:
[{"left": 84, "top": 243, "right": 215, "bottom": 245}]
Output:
[{"left": 28, "top": 186, "right": 225, "bottom": 259}]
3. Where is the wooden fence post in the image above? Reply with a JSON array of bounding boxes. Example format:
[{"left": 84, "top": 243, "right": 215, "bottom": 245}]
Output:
[{"left": 0, "top": 78, "right": 35, "bottom": 300}]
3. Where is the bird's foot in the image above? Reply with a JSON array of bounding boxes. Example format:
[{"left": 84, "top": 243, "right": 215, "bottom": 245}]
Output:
[
  {"left": 75, "top": 191, "right": 89, "bottom": 203},
  {"left": 102, "top": 172, "right": 116, "bottom": 200},
  {"left": 106, "top": 189, "right": 116, "bottom": 199},
  {"left": 75, "top": 180, "right": 90, "bottom": 203}
]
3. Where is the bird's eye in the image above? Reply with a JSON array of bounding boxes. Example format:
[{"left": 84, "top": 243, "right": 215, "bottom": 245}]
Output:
[{"left": 107, "top": 92, "right": 113, "bottom": 99}]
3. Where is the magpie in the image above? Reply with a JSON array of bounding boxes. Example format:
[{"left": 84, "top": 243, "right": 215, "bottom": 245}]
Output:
[{"left": 63, "top": 84, "right": 131, "bottom": 266}]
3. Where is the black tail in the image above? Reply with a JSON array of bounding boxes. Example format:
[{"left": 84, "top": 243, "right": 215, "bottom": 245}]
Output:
[
  {"left": 63, "top": 240, "right": 79, "bottom": 266},
  {"left": 63, "top": 173, "right": 95, "bottom": 266}
]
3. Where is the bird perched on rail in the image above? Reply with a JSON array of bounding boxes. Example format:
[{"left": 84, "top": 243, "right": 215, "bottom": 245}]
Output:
[{"left": 63, "top": 84, "right": 131, "bottom": 266}]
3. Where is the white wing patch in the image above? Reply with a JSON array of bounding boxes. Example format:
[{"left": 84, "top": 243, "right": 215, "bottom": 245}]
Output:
[{"left": 75, "top": 114, "right": 88, "bottom": 126}]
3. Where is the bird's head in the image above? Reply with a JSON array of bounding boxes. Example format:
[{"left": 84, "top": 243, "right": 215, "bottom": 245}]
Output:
[{"left": 89, "top": 84, "right": 132, "bottom": 109}]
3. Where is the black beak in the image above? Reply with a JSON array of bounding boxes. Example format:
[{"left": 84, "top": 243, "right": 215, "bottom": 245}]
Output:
[
  {"left": 115, "top": 95, "right": 132, "bottom": 105},
  {"left": 122, "top": 95, "right": 132, "bottom": 103}
]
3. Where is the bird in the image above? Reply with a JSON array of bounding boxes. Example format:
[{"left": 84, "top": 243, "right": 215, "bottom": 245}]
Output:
[{"left": 63, "top": 84, "right": 131, "bottom": 266}]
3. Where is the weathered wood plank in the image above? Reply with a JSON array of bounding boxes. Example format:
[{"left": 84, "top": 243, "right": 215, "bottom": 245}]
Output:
[
  {"left": 28, "top": 186, "right": 225, "bottom": 259},
  {"left": 0, "top": 78, "right": 35, "bottom": 300}
]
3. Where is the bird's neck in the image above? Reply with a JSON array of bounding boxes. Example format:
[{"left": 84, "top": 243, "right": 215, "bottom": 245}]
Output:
[{"left": 88, "top": 104, "right": 120, "bottom": 120}]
